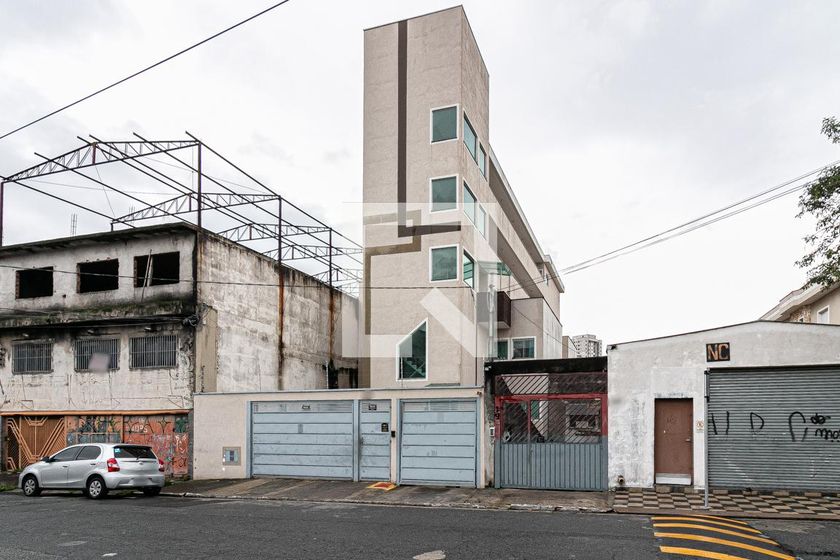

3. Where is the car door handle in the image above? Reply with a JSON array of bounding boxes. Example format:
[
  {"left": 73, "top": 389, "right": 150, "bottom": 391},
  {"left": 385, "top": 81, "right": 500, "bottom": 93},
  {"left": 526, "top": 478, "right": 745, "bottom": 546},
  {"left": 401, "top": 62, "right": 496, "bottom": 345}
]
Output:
[
  {"left": 89, "top": 463, "right": 97, "bottom": 466},
  {"left": 61, "top": 465, "right": 69, "bottom": 468}
]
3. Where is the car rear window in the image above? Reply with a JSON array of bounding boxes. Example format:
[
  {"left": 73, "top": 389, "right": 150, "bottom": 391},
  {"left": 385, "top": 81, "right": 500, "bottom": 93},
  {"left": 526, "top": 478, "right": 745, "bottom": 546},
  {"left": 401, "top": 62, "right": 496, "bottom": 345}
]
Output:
[{"left": 113, "top": 445, "right": 156, "bottom": 459}]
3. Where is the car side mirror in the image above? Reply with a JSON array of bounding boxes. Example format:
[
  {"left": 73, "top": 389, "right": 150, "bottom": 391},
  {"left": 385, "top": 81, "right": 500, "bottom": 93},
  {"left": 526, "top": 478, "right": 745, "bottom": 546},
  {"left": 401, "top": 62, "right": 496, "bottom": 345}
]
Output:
[{"left": 41, "top": 456, "right": 52, "bottom": 463}]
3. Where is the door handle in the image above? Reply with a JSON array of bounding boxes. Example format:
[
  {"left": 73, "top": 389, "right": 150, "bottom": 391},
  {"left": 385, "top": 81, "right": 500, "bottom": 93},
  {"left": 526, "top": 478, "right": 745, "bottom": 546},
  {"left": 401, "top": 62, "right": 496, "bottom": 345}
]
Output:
[
  {"left": 685, "top": 438, "right": 692, "bottom": 442},
  {"left": 89, "top": 463, "right": 97, "bottom": 466},
  {"left": 61, "top": 465, "right": 69, "bottom": 468}
]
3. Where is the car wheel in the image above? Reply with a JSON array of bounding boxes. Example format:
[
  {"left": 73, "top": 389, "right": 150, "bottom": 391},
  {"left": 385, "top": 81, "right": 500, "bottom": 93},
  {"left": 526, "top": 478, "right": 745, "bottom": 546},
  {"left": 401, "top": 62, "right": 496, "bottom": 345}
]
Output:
[
  {"left": 85, "top": 476, "right": 108, "bottom": 500},
  {"left": 22, "top": 475, "right": 41, "bottom": 497},
  {"left": 142, "top": 487, "right": 161, "bottom": 497}
]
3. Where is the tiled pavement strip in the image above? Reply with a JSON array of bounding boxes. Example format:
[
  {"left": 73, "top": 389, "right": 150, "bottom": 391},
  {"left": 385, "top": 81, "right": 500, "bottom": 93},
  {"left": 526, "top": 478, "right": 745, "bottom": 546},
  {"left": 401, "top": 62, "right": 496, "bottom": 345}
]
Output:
[
  {"left": 648, "top": 514, "right": 797, "bottom": 560},
  {"left": 614, "top": 488, "right": 840, "bottom": 521}
]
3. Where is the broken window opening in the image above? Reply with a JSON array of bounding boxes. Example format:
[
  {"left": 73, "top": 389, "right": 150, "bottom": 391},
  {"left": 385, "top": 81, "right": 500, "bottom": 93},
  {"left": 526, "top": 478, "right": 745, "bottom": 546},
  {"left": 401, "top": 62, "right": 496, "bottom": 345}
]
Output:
[
  {"left": 78, "top": 259, "right": 119, "bottom": 293},
  {"left": 134, "top": 252, "right": 180, "bottom": 287},
  {"left": 16, "top": 267, "right": 54, "bottom": 299}
]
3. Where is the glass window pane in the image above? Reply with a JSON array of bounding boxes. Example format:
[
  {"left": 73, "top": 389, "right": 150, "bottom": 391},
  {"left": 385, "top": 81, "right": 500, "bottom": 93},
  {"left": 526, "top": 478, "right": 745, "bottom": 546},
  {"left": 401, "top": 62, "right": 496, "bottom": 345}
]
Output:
[
  {"left": 431, "top": 107, "right": 457, "bottom": 142},
  {"left": 497, "top": 339, "right": 508, "bottom": 360},
  {"left": 477, "top": 205, "right": 486, "bottom": 237},
  {"left": 463, "top": 252, "right": 474, "bottom": 289},
  {"left": 478, "top": 144, "right": 487, "bottom": 176},
  {"left": 52, "top": 447, "right": 82, "bottom": 462},
  {"left": 512, "top": 338, "right": 535, "bottom": 359},
  {"left": 398, "top": 322, "right": 427, "bottom": 379},
  {"left": 431, "top": 177, "right": 457, "bottom": 212},
  {"left": 463, "top": 183, "right": 476, "bottom": 224},
  {"left": 431, "top": 246, "right": 458, "bottom": 281},
  {"left": 463, "top": 115, "right": 477, "bottom": 160},
  {"left": 77, "top": 446, "right": 102, "bottom": 461}
]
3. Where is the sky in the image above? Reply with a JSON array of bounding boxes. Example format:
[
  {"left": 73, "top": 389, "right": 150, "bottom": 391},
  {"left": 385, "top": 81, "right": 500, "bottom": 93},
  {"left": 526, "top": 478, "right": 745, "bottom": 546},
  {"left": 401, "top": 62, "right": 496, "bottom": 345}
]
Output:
[{"left": 1, "top": 0, "right": 839, "bottom": 345}]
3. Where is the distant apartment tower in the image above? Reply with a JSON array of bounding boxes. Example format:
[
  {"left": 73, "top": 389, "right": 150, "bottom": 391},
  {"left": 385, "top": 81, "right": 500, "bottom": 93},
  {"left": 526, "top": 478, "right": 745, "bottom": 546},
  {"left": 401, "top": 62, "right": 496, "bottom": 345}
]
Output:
[
  {"left": 361, "top": 7, "right": 564, "bottom": 388},
  {"left": 571, "top": 334, "right": 603, "bottom": 358}
]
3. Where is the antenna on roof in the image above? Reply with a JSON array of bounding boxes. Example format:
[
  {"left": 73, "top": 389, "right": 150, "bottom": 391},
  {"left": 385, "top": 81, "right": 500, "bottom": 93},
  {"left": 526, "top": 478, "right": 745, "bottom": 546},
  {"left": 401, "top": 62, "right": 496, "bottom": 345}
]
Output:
[{"left": 70, "top": 213, "right": 77, "bottom": 236}]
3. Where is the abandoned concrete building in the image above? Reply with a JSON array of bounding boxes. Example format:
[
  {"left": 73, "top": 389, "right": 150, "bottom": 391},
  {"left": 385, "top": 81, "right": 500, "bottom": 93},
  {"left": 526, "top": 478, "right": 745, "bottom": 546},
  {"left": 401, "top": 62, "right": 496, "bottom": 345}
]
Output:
[{"left": 0, "top": 223, "right": 359, "bottom": 475}]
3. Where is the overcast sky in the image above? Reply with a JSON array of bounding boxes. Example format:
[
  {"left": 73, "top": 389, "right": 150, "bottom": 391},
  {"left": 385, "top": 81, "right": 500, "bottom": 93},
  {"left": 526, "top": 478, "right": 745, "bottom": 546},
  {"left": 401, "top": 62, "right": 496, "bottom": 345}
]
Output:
[{"left": 1, "top": 1, "right": 839, "bottom": 345}]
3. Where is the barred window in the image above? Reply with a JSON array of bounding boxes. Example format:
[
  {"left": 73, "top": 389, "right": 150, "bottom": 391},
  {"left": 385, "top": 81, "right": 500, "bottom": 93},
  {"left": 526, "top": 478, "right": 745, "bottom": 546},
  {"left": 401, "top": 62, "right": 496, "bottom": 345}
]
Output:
[
  {"left": 74, "top": 338, "right": 120, "bottom": 371},
  {"left": 13, "top": 341, "right": 53, "bottom": 373},
  {"left": 129, "top": 335, "right": 177, "bottom": 369}
]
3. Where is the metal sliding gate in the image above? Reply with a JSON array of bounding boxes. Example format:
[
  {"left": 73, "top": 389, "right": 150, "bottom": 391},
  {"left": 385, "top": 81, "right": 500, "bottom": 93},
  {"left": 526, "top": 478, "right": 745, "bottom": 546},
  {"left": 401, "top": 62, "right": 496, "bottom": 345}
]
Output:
[{"left": 494, "top": 372, "right": 608, "bottom": 491}]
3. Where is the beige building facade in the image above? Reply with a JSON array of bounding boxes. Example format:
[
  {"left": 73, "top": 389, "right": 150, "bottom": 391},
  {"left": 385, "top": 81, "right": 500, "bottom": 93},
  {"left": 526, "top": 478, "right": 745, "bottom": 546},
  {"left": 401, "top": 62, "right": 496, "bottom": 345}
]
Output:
[
  {"left": 761, "top": 282, "right": 840, "bottom": 325},
  {"left": 361, "top": 7, "right": 563, "bottom": 390}
]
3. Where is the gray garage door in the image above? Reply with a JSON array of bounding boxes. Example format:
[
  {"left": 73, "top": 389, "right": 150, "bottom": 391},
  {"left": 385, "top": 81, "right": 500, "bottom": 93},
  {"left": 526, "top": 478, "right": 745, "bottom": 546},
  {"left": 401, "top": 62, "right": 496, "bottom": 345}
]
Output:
[
  {"left": 708, "top": 366, "right": 840, "bottom": 491},
  {"left": 251, "top": 400, "right": 354, "bottom": 479},
  {"left": 399, "top": 399, "right": 478, "bottom": 487}
]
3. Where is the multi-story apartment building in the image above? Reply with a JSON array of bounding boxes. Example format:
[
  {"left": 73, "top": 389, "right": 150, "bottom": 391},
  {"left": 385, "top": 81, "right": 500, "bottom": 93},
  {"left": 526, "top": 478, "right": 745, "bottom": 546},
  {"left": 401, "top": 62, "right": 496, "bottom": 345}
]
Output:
[
  {"left": 571, "top": 334, "right": 603, "bottom": 358},
  {"left": 0, "top": 224, "right": 358, "bottom": 474},
  {"left": 761, "top": 282, "right": 840, "bottom": 325},
  {"left": 360, "top": 7, "right": 564, "bottom": 388}
]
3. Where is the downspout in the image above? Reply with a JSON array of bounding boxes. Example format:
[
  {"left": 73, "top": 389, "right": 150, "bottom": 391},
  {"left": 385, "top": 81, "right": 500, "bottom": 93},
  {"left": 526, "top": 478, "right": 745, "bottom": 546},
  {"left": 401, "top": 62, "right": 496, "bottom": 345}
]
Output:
[{"left": 704, "top": 368, "right": 710, "bottom": 509}]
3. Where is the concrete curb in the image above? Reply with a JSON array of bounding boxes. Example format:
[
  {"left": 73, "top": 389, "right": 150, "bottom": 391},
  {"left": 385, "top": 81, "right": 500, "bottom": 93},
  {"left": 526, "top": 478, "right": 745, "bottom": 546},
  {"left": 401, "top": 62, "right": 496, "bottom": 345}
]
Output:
[
  {"left": 614, "top": 506, "right": 840, "bottom": 522},
  {"left": 160, "top": 490, "right": 613, "bottom": 514}
]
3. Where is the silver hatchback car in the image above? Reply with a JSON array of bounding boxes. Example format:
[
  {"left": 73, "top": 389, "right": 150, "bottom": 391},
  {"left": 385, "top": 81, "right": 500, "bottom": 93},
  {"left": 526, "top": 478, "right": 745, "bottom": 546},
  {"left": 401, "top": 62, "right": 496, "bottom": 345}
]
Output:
[{"left": 18, "top": 443, "right": 165, "bottom": 499}]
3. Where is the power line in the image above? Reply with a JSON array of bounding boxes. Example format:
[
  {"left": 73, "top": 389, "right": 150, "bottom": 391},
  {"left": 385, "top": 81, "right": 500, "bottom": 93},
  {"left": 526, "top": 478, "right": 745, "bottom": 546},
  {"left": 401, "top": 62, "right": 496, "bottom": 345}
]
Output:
[{"left": 0, "top": 0, "right": 293, "bottom": 141}]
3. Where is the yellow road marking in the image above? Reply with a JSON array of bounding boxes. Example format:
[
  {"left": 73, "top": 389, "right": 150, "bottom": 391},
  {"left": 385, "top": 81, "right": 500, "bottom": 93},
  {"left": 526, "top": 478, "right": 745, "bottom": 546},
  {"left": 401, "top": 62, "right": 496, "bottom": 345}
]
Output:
[
  {"left": 660, "top": 545, "right": 751, "bottom": 559},
  {"left": 653, "top": 523, "right": 778, "bottom": 546},
  {"left": 654, "top": 532, "right": 794, "bottom": 560},
  {"left": 687, "top": 514, "right": 750, "bottom": 526},
  {"left": 652, "top": 517, "right": 762, "bottom": 534}
]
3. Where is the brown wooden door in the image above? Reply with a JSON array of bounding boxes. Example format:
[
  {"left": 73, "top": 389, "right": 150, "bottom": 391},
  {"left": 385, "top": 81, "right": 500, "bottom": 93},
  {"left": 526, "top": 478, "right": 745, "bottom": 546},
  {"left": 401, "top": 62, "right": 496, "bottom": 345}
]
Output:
[{"left": 654, "top": 399, "right": 693, "bottom": 484}]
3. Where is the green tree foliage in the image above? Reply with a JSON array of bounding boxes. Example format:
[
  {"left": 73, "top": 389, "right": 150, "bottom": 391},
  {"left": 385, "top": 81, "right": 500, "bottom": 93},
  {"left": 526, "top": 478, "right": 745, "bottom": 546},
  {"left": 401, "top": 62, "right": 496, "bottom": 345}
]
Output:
[{"left": 797, "top": 117, "right": 840, "bottom": 287}]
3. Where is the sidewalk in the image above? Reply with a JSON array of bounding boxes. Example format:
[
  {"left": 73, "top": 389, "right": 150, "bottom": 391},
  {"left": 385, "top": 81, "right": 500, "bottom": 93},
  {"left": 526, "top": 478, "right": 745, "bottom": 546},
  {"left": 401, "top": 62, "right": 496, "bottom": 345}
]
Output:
[
  {"left": 614, "top": 487, "right": 840, "bottom": 521},
  {"left": 162, "top": 478, "right": 611, "bottom": 513}
]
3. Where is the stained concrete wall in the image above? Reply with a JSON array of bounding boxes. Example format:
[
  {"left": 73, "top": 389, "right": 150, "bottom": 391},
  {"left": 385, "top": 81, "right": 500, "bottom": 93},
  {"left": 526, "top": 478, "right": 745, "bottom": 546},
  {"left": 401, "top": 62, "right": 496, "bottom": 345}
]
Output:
[
  {"left": 608, "top": 321, "right": 840, "bottom": 489},
  {"left": 192, "top": 386, "right": 487, "bottom": 485}
]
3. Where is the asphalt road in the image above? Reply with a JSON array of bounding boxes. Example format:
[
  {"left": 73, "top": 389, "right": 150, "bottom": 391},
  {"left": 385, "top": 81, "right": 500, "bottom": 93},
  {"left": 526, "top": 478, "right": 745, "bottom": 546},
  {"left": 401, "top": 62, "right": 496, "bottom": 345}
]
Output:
[{"left": 0, "top": 492, "right": 837, "bottom": 560}]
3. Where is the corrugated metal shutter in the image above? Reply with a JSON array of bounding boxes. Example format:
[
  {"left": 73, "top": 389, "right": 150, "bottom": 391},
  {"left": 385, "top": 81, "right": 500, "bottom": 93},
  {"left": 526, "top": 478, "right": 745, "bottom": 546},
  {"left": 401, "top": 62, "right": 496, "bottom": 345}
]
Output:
[
  {"left": 399, "top": 399, "right": 478, "bottom": 487},
  {"left": 251, "top": 401, "right": 354, "bottom": 479},
  {"left": 708, "top": 367, "right": 840, "bottom": 491},
  {"left": 359, "top": 400, "right": 391, "bottom": 481}
]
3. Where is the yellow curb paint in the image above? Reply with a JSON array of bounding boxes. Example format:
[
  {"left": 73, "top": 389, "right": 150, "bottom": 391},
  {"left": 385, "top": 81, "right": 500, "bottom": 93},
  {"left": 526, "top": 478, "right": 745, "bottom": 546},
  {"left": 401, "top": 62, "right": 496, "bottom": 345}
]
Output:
[
  {"left": 653, "top": 532, "right": 794, "bottom": 560},
  {"left": 366, "top": 482, "right": 397, "bottom": 491},
  {"left": 687, "top": 514, "right": 750, "bottom": 526},
  {"left": 660, "top": 545, "right": 751, "bottom": 559},
  {"left": 652, "top": 517, "right": 763, "bottom": 534},
  {"left": 653, "top": 523, "right": 778, "bottom": 546}
]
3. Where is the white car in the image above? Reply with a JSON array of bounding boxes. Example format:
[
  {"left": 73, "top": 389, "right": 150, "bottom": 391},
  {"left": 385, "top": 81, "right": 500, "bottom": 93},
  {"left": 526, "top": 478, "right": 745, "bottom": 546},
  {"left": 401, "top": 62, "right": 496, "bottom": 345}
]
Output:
[{"left": 18, "top": 443, "right": 166, "bottom": 499}]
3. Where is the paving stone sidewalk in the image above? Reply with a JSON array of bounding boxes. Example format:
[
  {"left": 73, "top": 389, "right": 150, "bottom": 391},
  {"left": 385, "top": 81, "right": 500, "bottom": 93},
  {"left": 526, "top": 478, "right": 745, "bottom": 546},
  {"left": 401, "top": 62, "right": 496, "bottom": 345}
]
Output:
[
  {"left": 614, "top": 487, "right": 840, "bottom": 520},
  {"left": 161, "top": 477, "right": 611, "bottom": 513}
]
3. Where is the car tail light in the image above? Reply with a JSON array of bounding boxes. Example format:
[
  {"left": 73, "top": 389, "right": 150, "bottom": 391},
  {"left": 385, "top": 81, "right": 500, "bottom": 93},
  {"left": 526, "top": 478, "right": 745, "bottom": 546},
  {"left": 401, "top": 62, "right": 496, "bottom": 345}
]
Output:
[
  {"left": 158, "top": 458, "right": 165, "bottom": 473},
  {"left": 106, "top": 458, "right": 120, "bottom": 472}
]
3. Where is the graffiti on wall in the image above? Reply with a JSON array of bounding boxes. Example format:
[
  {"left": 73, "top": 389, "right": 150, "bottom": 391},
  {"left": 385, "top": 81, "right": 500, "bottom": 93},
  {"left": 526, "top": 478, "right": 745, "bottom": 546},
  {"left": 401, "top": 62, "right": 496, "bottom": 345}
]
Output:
[{"left": 709, "top": 410, "right": 838, "bottom": 443}]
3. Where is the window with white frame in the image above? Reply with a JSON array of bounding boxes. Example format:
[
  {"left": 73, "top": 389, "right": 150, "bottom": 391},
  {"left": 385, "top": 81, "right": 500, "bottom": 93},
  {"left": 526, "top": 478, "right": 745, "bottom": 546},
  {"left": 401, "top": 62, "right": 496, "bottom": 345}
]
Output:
[
  {"left": 463, "top": 251, "right": 475, "bottom": 289},
  {"left": 430, "top": 246, "right": 458, "bottom": 282},
  {"left": 512, "top": 337, "right": 535, "bottom": 359},
  {"left": 13, "top": 341, "right": 53, "bottom": 373},
  {"left": 129, "top": 334, "right": 177, "bottom": 369},
  {"left": 430, "top": 176, "right": 457, "bottom": 212},
  {"left": 463, "top": 114, "right": 477, "bottom": 160},
  {"left": 431, "top": 106, "right": 458, "bottom": 142},
  {"left": 496, "top": 339, "right": 509, "bottom": 360},
  {"left": 75, "top": 338, "right": 120, "bottom": 371},
  {"left": 817, "top": 306, "right": 830, "bottom": 324},
  {"left": 463, "top": 182, "right": 476, "bottom": 224},
  {"left": 477, "top": 205, "right": 487, "bottom": 237},
  {"left": 398, "top": 320, "right": 427, "bottom": 380},
  {"left": 478, "top": 143, "right": 487, "bottom": 176}
]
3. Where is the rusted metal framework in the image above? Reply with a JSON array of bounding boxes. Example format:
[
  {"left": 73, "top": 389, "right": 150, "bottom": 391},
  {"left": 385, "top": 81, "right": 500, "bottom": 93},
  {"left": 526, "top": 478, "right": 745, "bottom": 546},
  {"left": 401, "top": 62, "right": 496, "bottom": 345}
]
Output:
[{"left": 0, "top": 132, "right": 361, "bottom": 295}]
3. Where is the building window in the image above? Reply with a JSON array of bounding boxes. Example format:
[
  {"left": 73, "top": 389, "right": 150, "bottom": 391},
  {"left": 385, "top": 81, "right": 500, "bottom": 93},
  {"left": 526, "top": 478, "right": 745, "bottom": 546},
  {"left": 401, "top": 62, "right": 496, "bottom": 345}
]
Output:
[
  {"left": 478, "top": 143, "right": 487, "bottom": 176},
  {"left": 477, "top": 205, "right": 487, "bottom": 237},
  {"left": 397, "top": 320, "right": 427, "bottom": 380},
  {"left": 12, "top": 341, "right": 53, "bottom": 373},
  {"left": 512, "top": 337, "right": 536, "bottom": 360},
  {"left": 430, "top": 176, "right": 457, "bottom": 212},
  {"left": 75, "top": 338, "right": 120, "bottom": 371},
  {"left": 463, "top": 251, "right": 475, "bottom": 289},
  {"left": 463, "top": 114, "right": 477, "bottom": 160},
  {"left": 430, "top": 246, "right": 458, "bottom": 282},
  {"left": 817, "top": 306, "right": 830, "bottom": 324},
  {"left": 431, "top": 106, "right": 457, "bottom": 142},
  {"left": 16, "top": 267, "right": 54, "bottom": 299},
  {"left": 463, "top": 182, "right": 476, "bottom": 225},
  {"left": 134, "top": 252, "right": 180, "bottom": 287},
  {"left": 497, "top": 339, "right": 509, "bottom": 360},
  {"left": 78, "top": 259, "right": 119, "bottom": 293},
  {"left": 129, "top": 334, "right": 177, "bottom": 369},
  {"left": 531, "top": 401, "right": 541, "bottom": 420}
]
